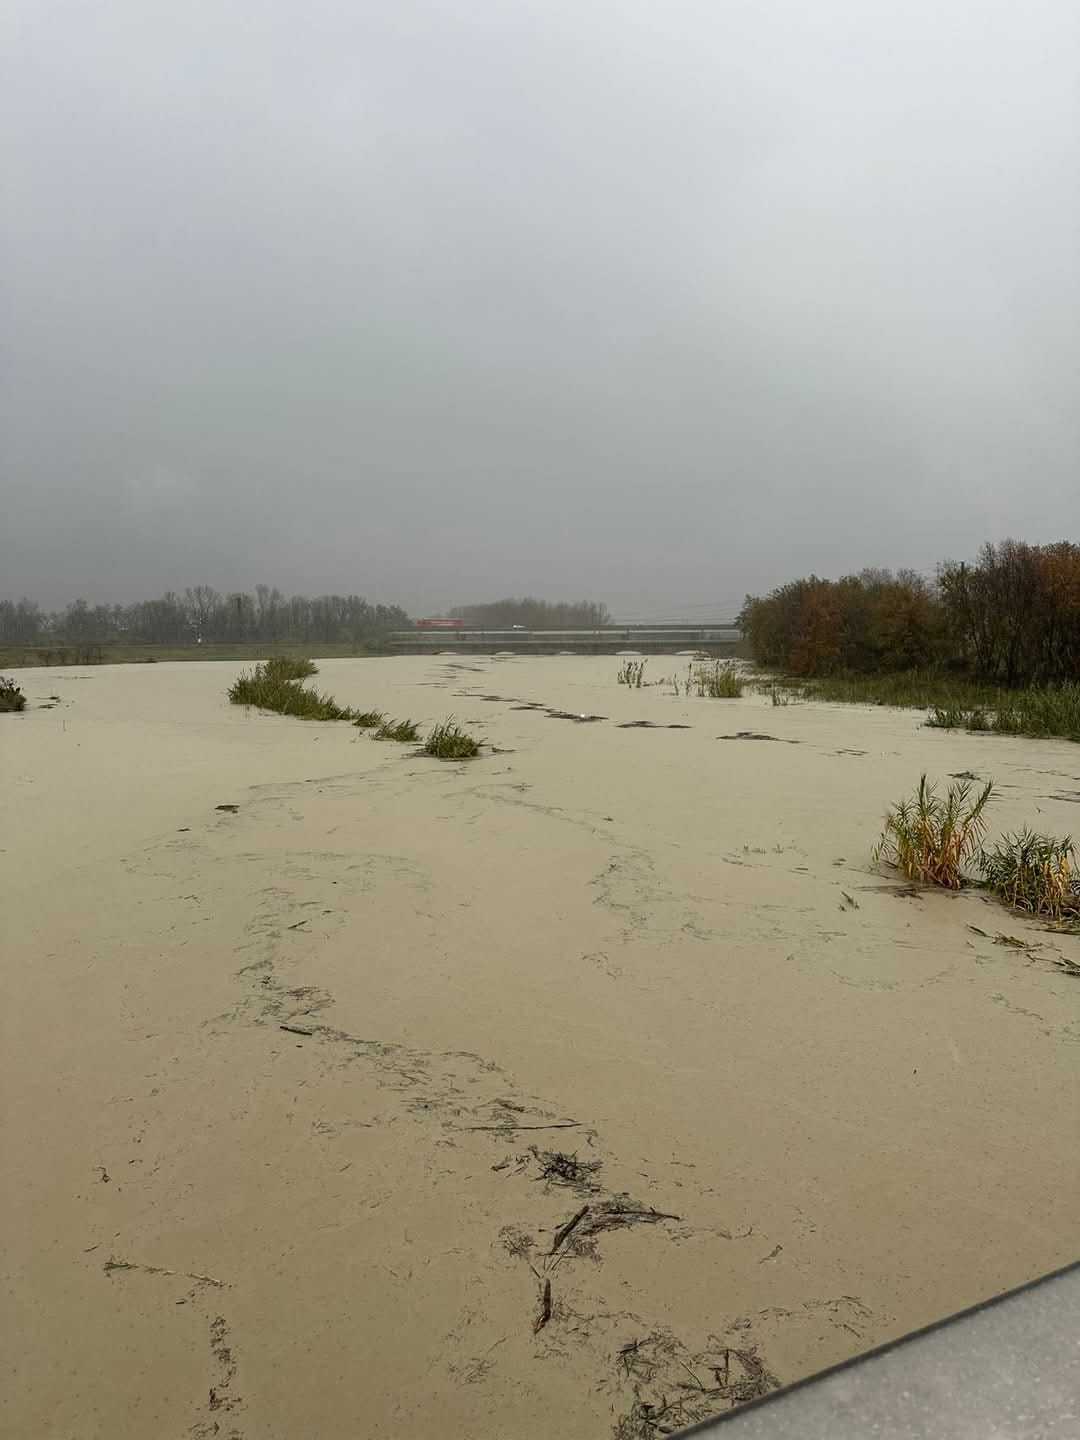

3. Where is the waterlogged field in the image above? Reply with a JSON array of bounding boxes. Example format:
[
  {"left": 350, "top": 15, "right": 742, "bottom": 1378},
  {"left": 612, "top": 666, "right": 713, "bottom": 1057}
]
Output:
[{"left": 2, "top": 655, "right": 1077, "bottom": 1438}]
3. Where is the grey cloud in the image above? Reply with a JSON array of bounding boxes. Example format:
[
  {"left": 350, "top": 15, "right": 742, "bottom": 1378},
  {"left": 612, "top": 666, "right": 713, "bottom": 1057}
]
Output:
[{"left": 3, "top": 0, "right": 1078, "bottom": 615}]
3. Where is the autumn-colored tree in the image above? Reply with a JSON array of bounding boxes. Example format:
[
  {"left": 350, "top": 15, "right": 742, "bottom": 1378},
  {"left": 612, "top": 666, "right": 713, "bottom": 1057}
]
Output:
[{"left": 742, "top": 539, "right": 1076, "bottom": 684}]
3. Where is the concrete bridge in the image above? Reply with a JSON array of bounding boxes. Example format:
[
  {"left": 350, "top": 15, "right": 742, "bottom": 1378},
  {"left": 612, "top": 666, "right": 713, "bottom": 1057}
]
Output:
[{"left": 387, "top": 624, "right": 741, "bottom": 656}]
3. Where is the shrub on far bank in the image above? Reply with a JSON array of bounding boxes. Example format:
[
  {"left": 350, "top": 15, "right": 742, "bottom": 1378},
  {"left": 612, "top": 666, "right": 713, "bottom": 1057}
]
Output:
[
  {"left": 738, "top": 540, "right": 1080, "bottom": 685},
  {"left": 980, "top": 831, "right": 1079, "bottom": 923},
  {"left": 1, "top": 676, "right": 27, "bottom": 712},
  {"left": 873, "top": 774, "right": 995, "bottom": 889},
  {"left": 423, "top": 718, "right": 481, "bottom": 759}
]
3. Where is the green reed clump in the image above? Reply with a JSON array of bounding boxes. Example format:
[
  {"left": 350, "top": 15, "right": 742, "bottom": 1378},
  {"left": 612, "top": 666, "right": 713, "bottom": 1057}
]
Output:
[
  {"left": 873, "top": 774, "right": 996, "bottom": 889},
  {"left": 423, "top": 717, "right": 481, "bottom": 759},
  {"left": 352, "top": 710, "right": 387, "bottom": 730},
  {"left": 980, "top": 830, "right": 1079, "bottom": 922}
]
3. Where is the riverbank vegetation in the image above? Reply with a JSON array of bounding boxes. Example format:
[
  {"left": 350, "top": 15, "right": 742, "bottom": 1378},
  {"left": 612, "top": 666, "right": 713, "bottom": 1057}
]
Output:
[{"left": 740, "top": 539, "right": 1079, "bottom": 739}]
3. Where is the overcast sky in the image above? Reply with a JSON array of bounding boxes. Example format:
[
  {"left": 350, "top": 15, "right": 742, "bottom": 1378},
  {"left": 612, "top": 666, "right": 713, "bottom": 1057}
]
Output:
[{"left": 2, "top": 1, "right": 1078, "bottom": 618}]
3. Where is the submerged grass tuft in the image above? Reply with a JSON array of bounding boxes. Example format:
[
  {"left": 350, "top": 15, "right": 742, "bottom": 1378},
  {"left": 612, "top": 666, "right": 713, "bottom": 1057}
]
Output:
[
  {"left": 691, "top": 662, "right": 744, "bottom": 698},
  {"left": 228, "top": 664, "right": 353, "bottom": 720},
  {"left": 352, "top": 709, "right": 387, "bottom": 729},
  {"left": 374, "top": 717, "right": 419, "bottom": 743},
  {"left": 261, "top": 655, "right": 318, "bottom": 682},
  {"left": 423, "top": 717, "right": 481, "bottom": 759},
  {"left": 617, "top": 660, "right": 646, "bottom": 688}
]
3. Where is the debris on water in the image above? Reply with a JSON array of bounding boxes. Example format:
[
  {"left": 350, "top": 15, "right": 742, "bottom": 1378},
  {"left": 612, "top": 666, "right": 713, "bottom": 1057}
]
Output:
[
  {"left": 717, "top": 732, "right": 799, "bottom": 743},
  {"left": 528, "top": 1145, "right": 603, "bottom": 1192},
  {"left": 546, "top": 710, "right": 606, "bottom": 723}
]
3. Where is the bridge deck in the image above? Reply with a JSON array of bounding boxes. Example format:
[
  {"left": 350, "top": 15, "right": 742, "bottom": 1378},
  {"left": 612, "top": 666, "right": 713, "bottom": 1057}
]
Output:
[{"left": 388, "top": 627, "right": 741, "bottom": 655}]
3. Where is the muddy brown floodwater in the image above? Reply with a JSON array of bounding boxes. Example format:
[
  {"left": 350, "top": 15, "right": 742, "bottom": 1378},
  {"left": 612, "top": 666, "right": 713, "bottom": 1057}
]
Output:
[{"left": 2, "top": 656, "right": 1077, "bottom": 1438}]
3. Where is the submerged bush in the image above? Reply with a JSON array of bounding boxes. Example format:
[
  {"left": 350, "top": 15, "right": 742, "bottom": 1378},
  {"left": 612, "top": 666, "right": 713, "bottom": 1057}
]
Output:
[
  {"left": 873, "top": 774, "right": 996, "bottom": 889},
  {"left": 423, "top": 717, "right": 481, "bottom": 759},
  {"left": 228, "top": 664, "right": 352, "bottom": 720},
  {"left": 617, "top": 660, "right": 646, "bottom": 688},
  {"left": 373, "top": 717, "right": 419, "bottom": 743},
  {"left": 1, "top": 676, "right": 27, "bottom": 712},
  {"left": 262, "top": 655, "right": 318, "bottom": 682},
  {"left": 980, "top": 830, "right": 1079, "bottom": 922}
]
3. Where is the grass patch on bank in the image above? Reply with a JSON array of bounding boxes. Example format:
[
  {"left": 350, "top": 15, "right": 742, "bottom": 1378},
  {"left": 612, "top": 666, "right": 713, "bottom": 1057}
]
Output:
[
  {"left": 794, "top": 671, "right": 1004, "bottom": 710},
  {"left": 770, "top": 672, "right": 1080, "bottom": 741},
  {"left": 228, "top": 663, "right": 354, "bottom": 720},
  {"left": 1, "top": 676, "right": 27, "bottom": 712},
  {"left": 423, "top": 717, "right": 481, "bottom": 759},
  {"left": 924, "top": 685, "right": 1080, "bottom": 740}
]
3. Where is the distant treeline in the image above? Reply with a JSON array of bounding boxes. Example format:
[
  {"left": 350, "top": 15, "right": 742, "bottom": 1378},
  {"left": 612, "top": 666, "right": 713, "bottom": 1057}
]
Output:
[
  {"left": 738, "top": 540, "right": 1080, "bottom": 685},
  {"left": 449, "top": 597, "right": 610, "bottom": 628},
  {"left": 0, "top": 586, "right": 410, "bottom": 648}
]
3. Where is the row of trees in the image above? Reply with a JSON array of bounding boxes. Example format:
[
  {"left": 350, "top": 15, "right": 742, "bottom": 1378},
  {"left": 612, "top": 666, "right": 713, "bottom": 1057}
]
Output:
[
  {"left": 738, "top": 540, "right": 1080, "bottom": 684},
  {"left": 448, "top": 597, "right": 610, "bottom": 628},
  {"left": 0, "top": 586, "right": 410, "bottom": 649}
]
